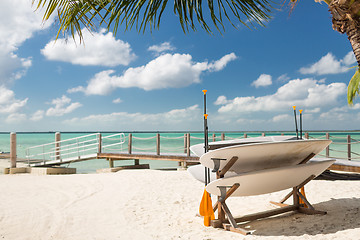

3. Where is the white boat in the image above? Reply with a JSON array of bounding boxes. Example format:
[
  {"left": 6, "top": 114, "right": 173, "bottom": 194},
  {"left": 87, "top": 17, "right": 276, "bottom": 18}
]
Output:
[
  {"left": 190, "top": 135, "right": 297, "bottom": 157},
  {"left": 206, "top": 160, "right": 335, "bottom": 197},
  {"left": 199, "top": 139, "right": 331, "bottom": 174}
]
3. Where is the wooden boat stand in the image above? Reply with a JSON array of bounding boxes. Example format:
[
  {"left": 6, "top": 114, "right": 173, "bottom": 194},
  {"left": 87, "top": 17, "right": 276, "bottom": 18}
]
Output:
[{"left": 209, "top": 154, "right": 327, "bottom": 235}]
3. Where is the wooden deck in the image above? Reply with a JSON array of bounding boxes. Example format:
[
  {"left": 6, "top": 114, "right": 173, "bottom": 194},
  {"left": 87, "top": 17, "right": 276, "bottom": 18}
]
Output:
[
  {"left": 98, "top": 152, "right": 200, "bottom": 168},
  {"left": 97, "top": 152, "right": 199, "bottom": 162}
]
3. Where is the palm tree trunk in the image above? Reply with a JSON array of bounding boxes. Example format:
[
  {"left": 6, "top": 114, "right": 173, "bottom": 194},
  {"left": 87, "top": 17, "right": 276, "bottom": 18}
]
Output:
[
  {"left": 346, "top": 23, "right": 360, "bottom": 66},
  {"left": 329, "top": 0, "right": 360, "bottom": 65}
]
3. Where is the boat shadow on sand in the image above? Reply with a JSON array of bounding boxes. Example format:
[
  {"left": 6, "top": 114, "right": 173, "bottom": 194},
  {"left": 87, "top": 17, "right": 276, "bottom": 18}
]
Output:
[{"left": 242, "top": 197, "right": 360, "bottom": 236}]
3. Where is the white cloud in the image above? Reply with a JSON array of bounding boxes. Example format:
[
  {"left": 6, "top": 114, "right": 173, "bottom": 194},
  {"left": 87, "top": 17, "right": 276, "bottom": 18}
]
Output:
[
  {"left": 277, "top": 74, "right": 290, "bottom": 82},
  {"left": 113, "top": 98, "right": 123, "bottom": 104},
  {"left": 148, "top": 42, "right": 175, "bottom": 54},
  {"left": 218, "top": 78, "right": 346, "bottom": 113},
  {"left": 5, "top": 113, "right": 27, "bottom": 123},
  {"left": 41, "top": 29, "right": 136, "bottom": 67},
  {"left": 351, "top": 103, "right": 360, "bottom": 110},
  {"left": 0, "top": 1, "right": 53, "bottom": 85},
  {"left": 299, "top": 52, "right": 355, "bottom": 75},
  {"left": 252, "top": 74, "right": 272, "bottom": 88},
  {"left": 207, "top": 53, "right": 237, "bottom": 72},
  {"left": 30, "top": 110, "right": 45, "bottom": 121},
  {"left": 46, "top": 95, "right": 82, "bottom": 116},
  {"left": 0, "top": 1, "right": 53, "bottom": 52},
  {"left": 68, "top": 53, "right": 237, "bottom": 95},
  {"left": 63, "top": 105, "right": 201, "bottom": 130},
  {"left": 343, "top": 51, "right": 357, "bottom": 66},
  {"left": 272, "top": 114, "right": 291, "bottom": 122},
  {"left": 214, "top": 96, "right": 229, "bottom": 105},
  {"left": 0, "top": 86, "right": 28, "bottom": 114},
  {"left": 306, "top": 108, "right": 321, "bottom": 113}
]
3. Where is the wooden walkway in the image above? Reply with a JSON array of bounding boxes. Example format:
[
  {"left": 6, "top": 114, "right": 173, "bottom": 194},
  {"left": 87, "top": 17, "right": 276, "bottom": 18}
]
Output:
[
  {"left": 20, "top": 132, "right": 360, "bottom": 173},
  {"left": 29, "top": 152, "right": 199, "bottom": 168},
  {"left": 98, "top": 152, "right": 199, "bottom": 168}
]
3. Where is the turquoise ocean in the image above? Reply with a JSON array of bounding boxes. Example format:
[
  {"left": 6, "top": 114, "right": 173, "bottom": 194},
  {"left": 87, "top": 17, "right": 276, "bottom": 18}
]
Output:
[{"left": 0, "top": 131, "right": 359, "bottom": 173}]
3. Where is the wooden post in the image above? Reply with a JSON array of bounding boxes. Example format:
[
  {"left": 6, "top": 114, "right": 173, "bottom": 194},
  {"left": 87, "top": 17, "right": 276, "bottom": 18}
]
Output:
[
  {"left": 97, "top": 133, "right": 102, "bottom": 154},
  {"left": 213, "top": 133, "right": 216, "bottom": 142},
  {"left": 109, "top": 158, "right": 114, "bottom": 168},
  {"left": 221, "top": 133, "right": 225, "bottom": 141},
  {"left": 348, "top": 135, "right": 351, "bottom": 161},
  {"left": 305, "top": 132, "right": 309, "bottom": 139},
  {"left": 326, "top": 133, "right": 330, "bottom": 158},
  {"left": 186, "top": 133, "right": 190, "bottom": 157},
  {"left": 128, "top": 133, "right": 132, "bottom": 154},
  {"left": 55, "top": 132, "right": 61, "bottom": 161},
  {"left": 243, "top": 133, "right": 247, "bottom": 138},
  {"left": 184, "top": 134, "right": 187, "bottom": 154},
  {"left": 10, "top": 132, "right": 16, "bottom": 168},
  {"left": 262, "top": 132, "right": 265, "bottom": 137},
  {"left": 156, "top": 133, "right": 160, "bottom": 155}
]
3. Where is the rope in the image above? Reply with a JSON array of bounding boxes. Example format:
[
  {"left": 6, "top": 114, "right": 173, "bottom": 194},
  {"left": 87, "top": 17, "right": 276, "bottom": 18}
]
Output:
[
  {"left": 350, "top": 138, "right": 360, "bottom": 144},
  {"left": 308, "top": 135, "right": 326, "bottom": 139},
  {"left": 132, "top": 136, "right": 157, "bottom": 140},
  {"left": 132, "top": 146, "right": 156, "bottom": 151},
  {"left": 328, "top": 148, "right": 348, "bottom": 154},
  {"left": 160, "top": 136, "right": 184, "bottom": 140},
  {"left": 351, "top": 151, "right": 360, "bottom": 156},
  {"left": 329, "top": 135, "right": 347, "bottom": 139},
  {"left": 190, "top": 136, "right": 204, "bottom": 140},
  {"left": 331, "top": 142, "right": 352, "bottom": 145},
  {"left": 160, "top": 146, "right": 185, "bottom": 151}
]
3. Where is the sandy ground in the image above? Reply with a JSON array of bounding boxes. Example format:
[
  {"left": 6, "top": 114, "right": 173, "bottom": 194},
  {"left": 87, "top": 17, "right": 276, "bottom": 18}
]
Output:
[{"left": 0, "top": 166, "right": 360, "bottom": 240}]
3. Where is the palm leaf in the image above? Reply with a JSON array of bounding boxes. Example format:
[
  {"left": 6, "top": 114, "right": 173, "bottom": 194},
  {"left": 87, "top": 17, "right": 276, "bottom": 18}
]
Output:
[
  {"left": 348, "top": 67, "right": 360, "bottom": 104},
  {"left": 33, "top": 0, "right": 277, "bottom": 40}
]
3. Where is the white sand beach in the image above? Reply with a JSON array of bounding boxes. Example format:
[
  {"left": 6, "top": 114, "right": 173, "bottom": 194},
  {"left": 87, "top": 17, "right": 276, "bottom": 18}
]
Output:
[{"left": 0, "top": 167, "right": 360, "bottom": 240}]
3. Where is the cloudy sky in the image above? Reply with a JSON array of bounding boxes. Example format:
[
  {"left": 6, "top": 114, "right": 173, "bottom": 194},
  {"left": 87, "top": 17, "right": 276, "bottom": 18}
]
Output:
[{"left": 1, "top": 0, "right": 359, "bottom": 132}]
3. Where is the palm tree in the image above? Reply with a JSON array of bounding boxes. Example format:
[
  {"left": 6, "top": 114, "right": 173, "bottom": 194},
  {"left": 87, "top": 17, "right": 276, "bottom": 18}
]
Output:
[{"left": 33, "top": 0, "right": 360, "bottom": 103}]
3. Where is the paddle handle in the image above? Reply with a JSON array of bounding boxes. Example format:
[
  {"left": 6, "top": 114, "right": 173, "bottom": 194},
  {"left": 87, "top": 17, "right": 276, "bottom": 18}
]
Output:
[{"left": 293, "top": 106, "right": 299, "bottom": 139}]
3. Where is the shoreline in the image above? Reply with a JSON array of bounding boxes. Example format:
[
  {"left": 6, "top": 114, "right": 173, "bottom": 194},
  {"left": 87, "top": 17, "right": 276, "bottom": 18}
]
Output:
[{"left": 0, "top": 169, "right": 359, "bottom": 239}]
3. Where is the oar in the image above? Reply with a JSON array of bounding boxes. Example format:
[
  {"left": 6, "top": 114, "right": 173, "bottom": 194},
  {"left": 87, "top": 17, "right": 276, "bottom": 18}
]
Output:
[
  {"left": 293, "top": 106, "right": 299, "bottom": 139},
  {"left": 299, "top": 109, "right": 303, "bottom": 140},
  {"left": 199, "top": 89, "right": 215, "bottom": 226}
]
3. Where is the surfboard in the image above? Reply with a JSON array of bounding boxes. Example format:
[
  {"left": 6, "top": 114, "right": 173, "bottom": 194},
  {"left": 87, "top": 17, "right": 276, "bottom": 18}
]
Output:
[
  {"left": 206, "top": 160, "right": 335, "bottom": 197},
  {"left": 199, "top": 139, "right": 331, "bottom": 174},
  {"left": 190, "top": 135, "right": 297, "bottom": 157},
  {"left": 187, "top": 164, "right": 237, "bottom": 183}
]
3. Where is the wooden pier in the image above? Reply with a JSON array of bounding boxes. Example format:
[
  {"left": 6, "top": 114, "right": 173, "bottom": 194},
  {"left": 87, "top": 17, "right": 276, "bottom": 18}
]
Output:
[{"left": 3, "top": 131, "right": 360, "bottom": 174}]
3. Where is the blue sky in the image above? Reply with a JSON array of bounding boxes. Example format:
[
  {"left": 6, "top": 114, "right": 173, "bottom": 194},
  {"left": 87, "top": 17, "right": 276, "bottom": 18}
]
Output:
[{"left": 1, "top": 0, "right": 359, "bottom": 132}]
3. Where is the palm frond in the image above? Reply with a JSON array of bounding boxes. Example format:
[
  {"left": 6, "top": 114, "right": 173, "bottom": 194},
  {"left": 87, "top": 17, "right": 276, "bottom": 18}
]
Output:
[
  {"left": 34, "top": 0, "right": 277, "bottom": 40},
  {"left": 33, "top": 0, "right": 108, "bottom": 41},
  {"left": 348, "top": 67, "right": 360, "bottom": 105}
]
